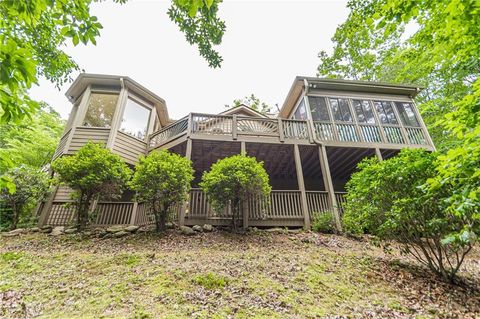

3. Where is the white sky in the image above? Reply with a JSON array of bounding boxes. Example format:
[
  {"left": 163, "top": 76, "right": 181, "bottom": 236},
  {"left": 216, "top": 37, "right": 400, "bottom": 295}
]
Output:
[{"left": 29, "top": 0, "right": 349, "bottom": 120}]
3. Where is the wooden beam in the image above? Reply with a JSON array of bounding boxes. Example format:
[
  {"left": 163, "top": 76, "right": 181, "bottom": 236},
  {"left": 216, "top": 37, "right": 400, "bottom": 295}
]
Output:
[
  {"left": 241, "top": 141, "right": 246, "bottom": 155},
  {"left": 37, "top": 185, "right": 59, "bottom": 226},
  {"left": 129, "top": 201, "right": 139, "bottom": 225},
  {"left": 293, "top": 144, "right": 310, "bottom": 229},
  {"left": 179, "top": 138, "right": 192, "bottom": 226},
  {"left": 375, "top": 147, "right": 383, "bottom": 162},
  {"left": 318, "top": 146, "right": 342, "bottom": 232}
]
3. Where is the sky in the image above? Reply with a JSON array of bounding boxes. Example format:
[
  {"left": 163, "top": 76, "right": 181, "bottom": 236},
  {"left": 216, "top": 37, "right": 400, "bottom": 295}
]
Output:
[{"left": 29, "top": 0, "right": 350, "bottom": 120}]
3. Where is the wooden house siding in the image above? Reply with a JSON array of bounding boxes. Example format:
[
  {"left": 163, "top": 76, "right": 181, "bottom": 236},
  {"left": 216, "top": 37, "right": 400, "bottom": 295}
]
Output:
[
  {"left": 112, "top": 131, "right": 147, "bottom": 165},
  {"left": 67, "top": 127, "right": 110, "bottom": 153}
]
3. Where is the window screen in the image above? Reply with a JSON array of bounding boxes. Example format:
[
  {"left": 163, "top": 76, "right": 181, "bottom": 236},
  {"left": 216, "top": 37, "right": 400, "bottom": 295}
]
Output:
[
  {"left": 308, "top": 97, "right": 330, "bottom": 121},
  {"left": 329, "top": 98, "right": 353, "bottom": 122},
  {"left": 353, "top": 100, "right": 375, "bottom": 124},
  {"left": 395, "top": 102, "right": 420, "bottom": 127},
  {"left": 374, "top": 101, "right": 398, "bottom": 124},
  {"left": 293, "top": 99, "right": 308, "bottom": 120}
]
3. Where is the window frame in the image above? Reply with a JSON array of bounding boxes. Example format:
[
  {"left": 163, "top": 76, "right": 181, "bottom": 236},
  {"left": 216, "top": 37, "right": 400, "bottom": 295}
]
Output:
[
  {"left": 119, "top": 93, "right": 154, "bottom": 141},
  {"left": 291, "top": 97, "right": 309, "bottom": 120}
]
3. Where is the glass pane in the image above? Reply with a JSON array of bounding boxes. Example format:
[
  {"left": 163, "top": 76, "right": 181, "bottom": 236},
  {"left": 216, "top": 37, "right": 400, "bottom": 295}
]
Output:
[
  {"left": 83, "top": 93, "right": 118, "bottom": 127},
  {"left": 374, "top": 101, "right": 398, "bottom": 124},
  {"left": 308, "top": 97, "right": 330, "bottom": 121},
  {"left": 329, "top": 98, "right": 352, "bottom": 122},
  {"left": 395, "top": 102, "right": 419, "bottom": 127},
  {"left": 120, "top": 98, "right": 151, "bottom": 139},
  {"left": 293, "top": 99, "right": 308, "bottom": 120},
  {"left": 353, "top": 100, "right": 375, "bottom": 124}
]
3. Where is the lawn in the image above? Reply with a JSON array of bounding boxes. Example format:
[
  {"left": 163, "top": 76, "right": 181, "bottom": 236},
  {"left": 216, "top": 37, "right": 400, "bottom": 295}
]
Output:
[{"left": 1, "top": 230, "right": 479, "bottom": 318}]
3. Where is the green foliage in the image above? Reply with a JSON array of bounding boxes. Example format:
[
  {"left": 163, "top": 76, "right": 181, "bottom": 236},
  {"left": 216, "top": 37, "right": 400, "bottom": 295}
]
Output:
[
  {"left": 52, "top": 142, "right": 131, "bottom": 229},
  {"left": 200, "top": 154, "right": 271, "bottom": 231},
  {"left": 344, "top": 149, "right": 477, "bottom": 282},
  {"left": 193, "top": 272, "right": 227, "bottom": 289},
  {"left": 311, "top": 212, "right": 334, "bottom": 234},
  {"left": 225, "top": 94, "right": 273, "bottom": 115},
  {"left": 0, "top": 165, "right": 50, "bottom": 230},
  {"left": 0, "top": 0, "right": 105, "bottom": 123},
  {"left": 130, "top": 150, "right": 194, "bottom": 232},
  {"left": 0, "top": 104, "right": 64, "bottom": 173},
  {"left": 168, "top": 0, "right": 225, "bottom": 68}
]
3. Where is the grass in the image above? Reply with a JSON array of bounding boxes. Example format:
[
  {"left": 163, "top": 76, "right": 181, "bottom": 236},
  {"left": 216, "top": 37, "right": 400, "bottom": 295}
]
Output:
[{"left": 0, "top": 231, "right": 478, "bottom": 318}]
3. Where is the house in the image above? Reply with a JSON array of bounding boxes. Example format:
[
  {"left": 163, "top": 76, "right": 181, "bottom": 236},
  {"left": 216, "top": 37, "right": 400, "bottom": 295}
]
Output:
[{"left": 37, "top": 73, "right": 435, "bottom": 229}]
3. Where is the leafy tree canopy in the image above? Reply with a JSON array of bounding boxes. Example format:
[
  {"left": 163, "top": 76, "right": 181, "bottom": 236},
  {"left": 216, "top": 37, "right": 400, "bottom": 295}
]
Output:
[
  {"left": 130, "top": 149, "right": 194, "bottom": 232},
  {"left": 200, "top": 154, "right": 271, "bottom": 231},
  {"left": 225, "top": 94, "right": 273, "bottom": 115},
  {"left": 51, "top": 142, "right": 132, "bottom": 229}
]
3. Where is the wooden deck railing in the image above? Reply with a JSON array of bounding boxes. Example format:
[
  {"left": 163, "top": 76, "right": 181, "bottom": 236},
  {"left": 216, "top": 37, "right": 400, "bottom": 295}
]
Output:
[{"left": 148, "top": 112, "right": 432, "bottom": 149}]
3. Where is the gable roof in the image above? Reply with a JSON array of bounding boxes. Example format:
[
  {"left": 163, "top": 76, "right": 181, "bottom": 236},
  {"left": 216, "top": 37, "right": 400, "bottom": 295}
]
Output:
[{"left": 219, "top": 104, "right": 268, "bottom": 118}]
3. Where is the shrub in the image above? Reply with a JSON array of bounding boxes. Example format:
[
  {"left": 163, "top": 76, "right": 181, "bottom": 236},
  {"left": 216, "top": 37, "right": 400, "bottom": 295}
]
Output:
[
  {"left": 344, "top": 148, "right": 477, "bottom": 282},
  {"left": 311, "top": 212, "right": 334, "bottom": 234},
  {"left": 200, "top": 154, "right": 271, "bottom": 231},
  {"left": 130, "top": 150, "right": 194, "bottom": 232},
  {"left": 0, "top": 165, "right": 50, "bottom": 230},
  {"left": 51, "top": 142, "right": 132, "bottom": 230}
]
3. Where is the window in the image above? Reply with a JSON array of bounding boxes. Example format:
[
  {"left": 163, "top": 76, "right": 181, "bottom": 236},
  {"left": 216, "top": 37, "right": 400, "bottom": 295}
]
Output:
[
  {"left": 308, "top": 97, "right": 330, "bottom": 121},
  {"left": 120, "top": 97, "right": 151, "bottom": 139},
  {"left": 83, "top": 93, "right": 119, "bottom": 127},
  {"left": 353, "top": 100, "right": 375, "bottom": 124},
  {"left": 395, "top": 102, "right": 420, "bottom": 127},
  {"left": 374, "top": 101, "right": 398, "bottom": 124},
  {"left": 293, "top": 99, "right": 308, "bottom": 120},
  {"left": 329, "top": 98, "right": 352, "bottom": 122}
]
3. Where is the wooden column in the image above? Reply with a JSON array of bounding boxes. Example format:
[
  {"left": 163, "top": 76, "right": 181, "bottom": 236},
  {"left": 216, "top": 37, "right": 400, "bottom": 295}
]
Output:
[
  {"left": 278, "top": 119, "right": 285, "bottom": 142},
  {"left": 37, "top": 185, "right": 59, "bottom": 226},
  {"left": 179, "top": 138, "right": 192, "bottom": 226},
  {"left": 106, "top": 85, "right": 128, "bottom": 149},
  {"left": 240, "top": 141, "right": 246, "bottom": 155},
  {"left": 129, "top": 202, "right": 139, "bottom": 225},
  {"left": 293, "top": 144, "right": 311, "bottom": 229},
  {"left": 232, "top": 114, "right": 238, "bottom": 140},
  {"left": 318, "top": 145, "right": 342, "bottom": 232},
  {"left": 375, "top": 148, "right": 383, "bottom": 162}
]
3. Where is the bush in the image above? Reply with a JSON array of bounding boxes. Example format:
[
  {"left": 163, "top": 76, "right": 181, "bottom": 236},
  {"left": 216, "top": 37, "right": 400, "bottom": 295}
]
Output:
[
  {"left": 311, "top": 212, "right": 334, "bottom": 234},
  {"left": 0, "top": 165, "right": 50, "bottom": 230},
  {"left": 52, "top": 142, "right": 131, "bottom": 230},
  {"left": 344, "top": 148, "right": 477, "bottom": 282},
  {"left": 200, "top": 154, "right": 271, "bottom": 231},
  {"left": 130, "top": 150, "right": 194, "bottom": 232}
]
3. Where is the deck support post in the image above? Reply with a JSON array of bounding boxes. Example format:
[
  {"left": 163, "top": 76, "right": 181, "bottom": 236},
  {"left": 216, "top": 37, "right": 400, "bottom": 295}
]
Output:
[
  {"left": 179, "top": 138, "right": 192, "bottom": 226},
  {"left": 240, "top": 141, "right": 246, "bottom": 155},
  {"left": 232, "top": 114, "right": 238, "bottom": 140},
  {"left": 37, "top": 185, "right": 59, "bottom": 226},
  {"left": 293, "top": 144, "right": 310, "bottom": 229},
  {"left": 318, "top": 145, "right": 342, "bottom": 232},
  {"left": 375, "top": 147, "right": 383, "bottom": 162},
  {"left": 130, "top": 202, "right": 139, "bottom": 225}
]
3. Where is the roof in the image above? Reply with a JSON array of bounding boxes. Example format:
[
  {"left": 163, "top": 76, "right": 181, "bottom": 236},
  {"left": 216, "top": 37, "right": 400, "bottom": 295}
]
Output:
[
  {"left": 219, "top": 104, "right": 269, "bottom": 118},
  {"left": 279, "top": 76, "right": 423, "bottom": 118},
  {"left": 65, "top": 73, "right": 170, "bottom": 126}
]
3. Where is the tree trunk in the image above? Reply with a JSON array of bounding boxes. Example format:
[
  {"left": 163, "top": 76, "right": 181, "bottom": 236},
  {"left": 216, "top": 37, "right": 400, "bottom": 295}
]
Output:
[
  {"left": 77, "top": 192, "right": 92, "bottom": 231},
  {"left": 231, "top": 198, "right": 240, "bottom": 232},
  {"left": 11, "top": 203, "right": 19, "bottom": 230}
]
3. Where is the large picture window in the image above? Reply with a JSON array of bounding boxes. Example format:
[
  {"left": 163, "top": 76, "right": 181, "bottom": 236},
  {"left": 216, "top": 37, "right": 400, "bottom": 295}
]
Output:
[
  {"left": 83, "top": 93, "right": 118, "bottom": 128},
  {"left": 329, "top": 98, "right": 352, "bottom": 122},
  {"left": 308, "top": 97, "right": 330, "bottom": 121},
  {"left": 374, "top": 101, "right": 398, "bottom": 125},
  {"left": 395, "top": 102, "right": 420, "bottom": 127},
  {"left": 353, "top": 100, "right": 375, "bottom": 124},
  {"left": 120, "top": 97, "right": 151, "bottom": 140},
  {"left": 293, "top": 99, "right": 308, "bottom": 120}
]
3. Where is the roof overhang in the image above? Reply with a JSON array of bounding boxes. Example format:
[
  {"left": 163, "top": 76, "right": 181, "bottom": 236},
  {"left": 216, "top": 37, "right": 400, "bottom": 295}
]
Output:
[
  {"left": 65, "top": 73, "right": 170, "bottom": 126},
  {"left": 279, "top": 76, "right": 423, "bottom": 118}
]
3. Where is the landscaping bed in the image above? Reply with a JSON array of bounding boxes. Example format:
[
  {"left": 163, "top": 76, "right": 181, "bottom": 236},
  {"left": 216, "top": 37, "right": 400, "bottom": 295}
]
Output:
[{"left": 1, "top": 230, "right": 479, "bottom": 318}]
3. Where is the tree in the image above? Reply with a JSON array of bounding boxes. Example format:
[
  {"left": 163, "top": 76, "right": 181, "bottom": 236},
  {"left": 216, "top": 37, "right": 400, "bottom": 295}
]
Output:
[
  {"left": 51, "top": 142, "right": 131, "bottom": 230},
  {"left": 130, "top": 150, "right": 194, "bottom": 232},
  {"left": 200, "top": 154, "right": 271, "bottom": 231},
  {"left": 225, "top": 94, "right": 273, "bottom": 115},
  {"left": 0, "top": 104, "right": 64, "bottom": 174},
  {"left": 0, "top": 0, "right": 225, "bottom": 125},
  {"left": 0, "top": 165, "right": 50, "bottom": 230},
  {"left": 343, "top": 149, "right": 478, "bottom": 282}
]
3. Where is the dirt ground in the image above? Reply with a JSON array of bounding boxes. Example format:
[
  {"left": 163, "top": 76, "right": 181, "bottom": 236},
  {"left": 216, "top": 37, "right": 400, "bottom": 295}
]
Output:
[{"left": 1, "top": 230, "right": 479, "bottom": 318}]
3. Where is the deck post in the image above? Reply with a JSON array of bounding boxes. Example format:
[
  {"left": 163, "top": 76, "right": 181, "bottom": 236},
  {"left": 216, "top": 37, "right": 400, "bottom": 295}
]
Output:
[
  {"left": 232, "top": 114, "right": 238, "bottom": 140},
  {"left": 278, "top": 119, "right": 285, "bottom": 142},
  {"left": 318, "top": 145, "right": 342, "bottom": 232},
  {"left": 129, "top": 202, "right": 139, "bottom": 225},
  {"left": 293, "top": 144, "right": 311, "bottom": 229},
  {"left": 375, "top": 147, "right": 383, "bottom": 162},
  {"left": 240, "top": 141, "right": 246, "bottom": 155},
  {"left": 179, "top": 138, "right": 192, "bottom": 226},
  {"left": 37, "top": 185, "right": 59, "bottom": 226}
]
